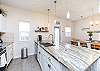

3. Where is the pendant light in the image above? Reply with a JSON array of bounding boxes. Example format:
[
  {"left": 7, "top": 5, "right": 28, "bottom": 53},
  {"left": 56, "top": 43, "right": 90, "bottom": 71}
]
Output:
[
  {"left": 67, "top": 11, "right": 70, "bottom": 19},
  {"left": 89, "top": 8, "right": 94, "bottom": 26},
  {"left": 66, "top": 0, "right": 71, "bottom": 19},
  {"left": 48, "top": 9, "right": 50, "bottom": 25},
  {"left": 89, "top": 8, "right": 99, "bottom": 27},
  {"left": 47, "top": 9, "right": 50, "bottom": 27}
]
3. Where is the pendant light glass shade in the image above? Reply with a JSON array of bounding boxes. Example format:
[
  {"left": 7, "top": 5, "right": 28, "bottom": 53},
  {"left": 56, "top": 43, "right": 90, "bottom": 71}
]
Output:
[
  {"left": 90, "top": 21, "right": 93, "bottom": 26},
  {"left": 95, "top": 20, "right": 99, "bottom": 25},
  {"left": 67, "top": 11, "right": 70, "bottom": 19}
]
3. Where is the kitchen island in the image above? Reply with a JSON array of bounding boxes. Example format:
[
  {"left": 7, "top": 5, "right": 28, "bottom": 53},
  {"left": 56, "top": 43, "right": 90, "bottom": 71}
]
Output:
[{"left": 35, "top": 41, "right": 100, "bottom": 71}]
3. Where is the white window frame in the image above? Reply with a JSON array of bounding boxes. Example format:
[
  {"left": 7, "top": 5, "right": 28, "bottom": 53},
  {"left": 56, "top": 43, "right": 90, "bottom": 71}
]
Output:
[
  {"left": 65, "top": 27, "right": 71, "bottom": 37},
  {"left": 18, "top": 21, "right": 30, "bottom": 41}
]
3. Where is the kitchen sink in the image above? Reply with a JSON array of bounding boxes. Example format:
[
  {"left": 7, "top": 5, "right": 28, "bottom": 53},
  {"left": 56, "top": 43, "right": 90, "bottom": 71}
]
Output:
[{"left": 40, "top": 42, "right": 55, "bottom": 47}]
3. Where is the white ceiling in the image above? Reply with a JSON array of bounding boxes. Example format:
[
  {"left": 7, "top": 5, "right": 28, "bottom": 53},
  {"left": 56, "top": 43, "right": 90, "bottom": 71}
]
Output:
[{"left": 0, "top": 0, "right": 99, "bottom": 20}]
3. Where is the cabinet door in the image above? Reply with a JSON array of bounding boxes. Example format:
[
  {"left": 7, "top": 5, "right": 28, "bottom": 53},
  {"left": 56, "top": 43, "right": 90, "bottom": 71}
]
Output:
[
  {"left": 34, "top": 42, "right": 38, "bottom": 54},
  {"left": 49, "top": 55, "right": 62, "bottom": 71},
  {"left": 62, "top": 65, "right": 70, "bottom": 71},
  {"left": 38, "top": 45, "right": 50, "bottom": 71},
  {"left": 89, "top": 58, "right": 100, "bottom": 71},
  {"left": 41, "top": 53, "right": 49, "bottom": 71},
  {"left": 37, "top": 47, "right": 41, "bottom": 66},
  {"left": 50, "top": 63, "right": 58, "bottom": 71},
  {"left": 0, "top": 14, "right": 6, "bottom": 32},
  {"left": 6, "top": 44, "right": 13, "bottom": 65}
]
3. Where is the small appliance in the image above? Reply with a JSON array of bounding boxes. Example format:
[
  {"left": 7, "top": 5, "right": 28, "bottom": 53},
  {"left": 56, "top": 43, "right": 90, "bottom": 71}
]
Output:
[{"left": 38, "top": 35, "right": 42, "bottom": 42}]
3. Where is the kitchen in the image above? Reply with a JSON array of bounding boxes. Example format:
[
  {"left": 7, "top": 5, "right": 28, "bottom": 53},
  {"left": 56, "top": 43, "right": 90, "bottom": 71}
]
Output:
[{"left": 0, "top": 0, "right": 100, "bottom": 71}]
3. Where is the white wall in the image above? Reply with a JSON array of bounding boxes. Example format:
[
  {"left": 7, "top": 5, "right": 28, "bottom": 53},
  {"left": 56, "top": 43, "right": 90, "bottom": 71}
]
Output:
[
  {"left": 74, "top": 14, "right": 100, "bottom": 41},
  {"left": 1, "top": 4, "right": 74, "bottom": 58}
]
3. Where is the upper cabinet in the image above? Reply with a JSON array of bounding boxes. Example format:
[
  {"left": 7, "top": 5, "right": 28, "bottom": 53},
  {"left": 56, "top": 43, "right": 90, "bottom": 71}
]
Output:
[{"left": 0, "top": 14, "right": 6, "bottom": 32}]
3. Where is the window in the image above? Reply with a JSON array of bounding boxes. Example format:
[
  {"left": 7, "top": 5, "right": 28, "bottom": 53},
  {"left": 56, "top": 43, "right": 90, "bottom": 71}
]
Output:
[
  {"left": 65, "top": 27, "right": 71, "bottom": 37},
  {"left": 19, "top": 21, "right": 30, "bottom": 41}
]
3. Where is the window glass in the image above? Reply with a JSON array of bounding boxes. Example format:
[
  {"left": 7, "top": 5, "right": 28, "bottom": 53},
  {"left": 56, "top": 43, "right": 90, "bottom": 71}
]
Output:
[
  {"left": 19, "top": 21, "right": 30, "bottom": 41},
  {"left": 65, "top": 27, "right": 71, "bottom": 37}
]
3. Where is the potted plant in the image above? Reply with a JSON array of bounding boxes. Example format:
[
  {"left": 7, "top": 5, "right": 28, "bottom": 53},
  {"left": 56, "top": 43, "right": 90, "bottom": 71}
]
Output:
[
  {"left": 87, "top": 31, "right": 93, "bottom": 41},
  {"left": 0, "top": 8, "right": 7, "bottom": 16}
]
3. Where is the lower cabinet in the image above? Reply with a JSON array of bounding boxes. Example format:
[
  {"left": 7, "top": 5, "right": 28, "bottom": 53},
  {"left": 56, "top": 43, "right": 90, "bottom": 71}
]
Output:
[
  {"left": 6, "top": 44, "right": 13, "bottom": 65},
  {"left": 37, "top": 45, "right": 49, "bottom": 71},
  {"left": 37, "top": 45, "right": 70, "bottom": 71},
  {"left": 62, "top": 65, "right": 71, "bottom": 71},
  {"left": 49, "top": 63, "right": 58, "bottom": 71},
  {"left": 41, "top": 54, "right": 49, "bottom": 71}
]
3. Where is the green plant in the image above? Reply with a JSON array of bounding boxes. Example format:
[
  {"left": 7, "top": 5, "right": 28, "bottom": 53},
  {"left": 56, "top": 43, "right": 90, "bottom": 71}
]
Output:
[
  {"left": 87, "top": 31, "right": 94, "bottom": 41},
  {"left": 87, "top": 31, "right": 93, "bottom": 36},
  {"left": 0, "top": 8, "right": 7, "bottom": 16}
]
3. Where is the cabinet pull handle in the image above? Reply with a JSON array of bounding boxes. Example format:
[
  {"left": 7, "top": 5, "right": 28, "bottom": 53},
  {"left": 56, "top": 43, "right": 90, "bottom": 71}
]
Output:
[
  {"left": 48, "top": 57, "right": 51, "bottom": 61},
  {"left": 48, "top": 64, "right": 51, "bottom": 68}
]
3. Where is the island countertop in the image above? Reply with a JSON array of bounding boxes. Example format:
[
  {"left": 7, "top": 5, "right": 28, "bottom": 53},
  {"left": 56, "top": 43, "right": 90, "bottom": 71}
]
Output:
[{"left": 35, "top": 41, "right": 100, "bottom": 71}]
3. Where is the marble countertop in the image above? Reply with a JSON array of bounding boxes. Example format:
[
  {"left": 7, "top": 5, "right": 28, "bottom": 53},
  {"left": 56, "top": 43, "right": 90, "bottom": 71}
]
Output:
[
  {"left": 36, "top": 41, "right": 100, "bottom": 71},
  {"left": 2, "top": 42, "right": 13, "bottom": 48},
  {"left": 0, "top": 42, "right": 13, "bottom": 55}
]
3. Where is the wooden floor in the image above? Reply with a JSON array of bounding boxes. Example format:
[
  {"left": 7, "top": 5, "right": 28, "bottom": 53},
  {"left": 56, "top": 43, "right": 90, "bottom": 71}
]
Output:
[{"left": 6, "top": 55, "right": 42, "bottom": 71}]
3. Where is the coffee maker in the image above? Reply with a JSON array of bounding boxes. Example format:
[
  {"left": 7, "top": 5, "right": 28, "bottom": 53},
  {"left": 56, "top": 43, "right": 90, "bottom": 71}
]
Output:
[{"left": 38, "top": 35, "right": 42, "bottom": 42}]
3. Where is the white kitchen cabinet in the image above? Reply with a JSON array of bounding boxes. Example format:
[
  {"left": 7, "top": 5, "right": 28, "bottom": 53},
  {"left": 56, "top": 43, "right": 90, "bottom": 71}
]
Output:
[
  {"left": 41, "top": 53, "right": 49, "bottom": 71},
  {"left": 48, "top": 55, "right": 62, "bottom": 71},
  {"left": 0, "top": 14, "right": 6, "bottom": 32},
  {"left": 37, "top": 46, "right": 42, "bottom": 67},
  {"left": 62, "top": 64, "right": 70, "bottom": 71},
  {"left": 37, "top": 45, "right": 63, "bottom": 71},
  {"left": 6, "top": 43, "right": 13, "bottom": 65},
  {"left": 38, "top": 45, "right": 49, "bottom": 71},
  {"left": 89, "top": 58, "right": 100, "bottom": 71},
  {"left": 49, "top": 63, "right": 57, "bottom": 71}
]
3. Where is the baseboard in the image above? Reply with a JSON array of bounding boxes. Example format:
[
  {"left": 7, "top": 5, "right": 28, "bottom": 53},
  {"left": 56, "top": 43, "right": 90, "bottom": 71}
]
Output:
[{"left": 13, "top": 53, "right": 36, "bottom": 59}]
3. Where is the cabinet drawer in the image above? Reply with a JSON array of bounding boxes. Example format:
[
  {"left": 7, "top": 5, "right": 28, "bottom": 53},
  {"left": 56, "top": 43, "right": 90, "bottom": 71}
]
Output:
[
  {"left": 48, "top": 55, "right": 62, "bottom": 71},
  {"left": 39, "top": 45, "right": 50, "bottom": 57}
]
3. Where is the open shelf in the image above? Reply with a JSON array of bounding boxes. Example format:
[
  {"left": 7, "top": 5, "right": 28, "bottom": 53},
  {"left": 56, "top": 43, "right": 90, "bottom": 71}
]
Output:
[
  {"left": 35, "top": 30, "right": 49, "bottom": 32},
  {"left": 0, "top": 32, "right": 5, "bottom": 36}
]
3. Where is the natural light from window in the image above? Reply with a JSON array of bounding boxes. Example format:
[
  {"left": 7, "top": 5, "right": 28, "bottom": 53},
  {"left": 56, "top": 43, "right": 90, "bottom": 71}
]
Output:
[
  {"left": 65, "top": 27, "right": 71, "bottom": 37},
  {"left": 19, "top": 21, "right": 30, "bottom": 41}
]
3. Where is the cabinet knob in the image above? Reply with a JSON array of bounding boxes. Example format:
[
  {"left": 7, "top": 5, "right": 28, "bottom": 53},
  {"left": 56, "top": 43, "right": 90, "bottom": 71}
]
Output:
[
  {"left": 48, "top": 57, "right": 51, "bottom": 61},
  {"left": 39, "top": 52, "right": 40, "bottom": 54}
]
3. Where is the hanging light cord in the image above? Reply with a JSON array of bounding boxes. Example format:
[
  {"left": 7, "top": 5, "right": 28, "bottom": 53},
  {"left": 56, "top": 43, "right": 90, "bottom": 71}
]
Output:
[
  {"left": 48, "top": 9, "right": 50, "bottom": 24},
  {"left": 54, "top": 0, "right": 57, "bottom": 17}
]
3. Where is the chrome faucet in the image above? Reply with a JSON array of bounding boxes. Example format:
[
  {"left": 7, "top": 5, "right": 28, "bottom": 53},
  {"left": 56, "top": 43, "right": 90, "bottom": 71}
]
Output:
[{"left": 48, "top": 34, "right": 54, "bottom": 44}]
